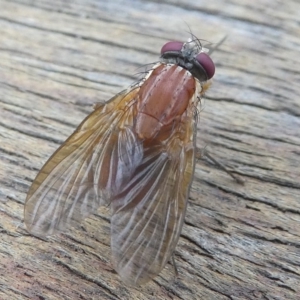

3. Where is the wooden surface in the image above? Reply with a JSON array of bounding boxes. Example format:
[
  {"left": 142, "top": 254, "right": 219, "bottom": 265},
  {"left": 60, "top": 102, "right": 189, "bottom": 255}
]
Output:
[{"left": 0, "top": 0, "right": 300, "bottom": 299}]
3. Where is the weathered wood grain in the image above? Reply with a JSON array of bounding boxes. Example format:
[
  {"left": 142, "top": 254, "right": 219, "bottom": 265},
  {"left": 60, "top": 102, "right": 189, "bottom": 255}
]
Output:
[{"left": 0, "top": 0, "right": 300, "bottom": 299}]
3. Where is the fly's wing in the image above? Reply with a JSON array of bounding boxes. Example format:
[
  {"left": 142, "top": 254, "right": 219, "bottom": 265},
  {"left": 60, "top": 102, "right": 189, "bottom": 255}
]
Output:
[
  {"left": 110, "top": 109, "right": 196, "bottom": 286},
  {"left": 24, "top": 88, "right": 143, "bottom": 235}
]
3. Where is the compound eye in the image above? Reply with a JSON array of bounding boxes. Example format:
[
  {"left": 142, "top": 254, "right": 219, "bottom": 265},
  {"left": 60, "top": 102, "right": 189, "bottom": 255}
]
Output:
[
  {"left": 196, "top": 52, "right": 215, "bottom": 79},
  {"left": 161, "top": 41, "right": 184, "bottom": 55}
]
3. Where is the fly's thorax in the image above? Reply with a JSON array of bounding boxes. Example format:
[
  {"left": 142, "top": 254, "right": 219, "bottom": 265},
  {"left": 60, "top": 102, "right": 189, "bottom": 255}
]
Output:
[{"left": 135, "top": 63, "right": 197, "bottom": 140}]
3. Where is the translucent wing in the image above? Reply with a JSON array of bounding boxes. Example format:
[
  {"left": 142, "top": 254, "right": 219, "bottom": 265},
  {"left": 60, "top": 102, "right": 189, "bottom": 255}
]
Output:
[
  {"left": 25, "top": 78, "right": 197, "bottom": 286},
  {"left": 24, "top": 88, "right": 143, "bottom": 235},
  {"left": 110, "top": 107, "right": 196, "bottom": 286}
]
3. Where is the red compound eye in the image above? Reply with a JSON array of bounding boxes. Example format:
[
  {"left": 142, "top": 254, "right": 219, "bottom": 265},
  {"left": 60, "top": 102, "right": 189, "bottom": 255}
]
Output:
[
  {"left": 161, "top": 41, "right": 184, "bottom": 55},
  {"left": 196, "top": 52, "right": 215, "bottom": 79}
]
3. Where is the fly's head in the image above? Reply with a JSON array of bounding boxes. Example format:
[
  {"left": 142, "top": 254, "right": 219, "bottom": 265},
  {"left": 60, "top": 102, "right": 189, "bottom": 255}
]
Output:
[{"left": 160, "top": 39, "right": 215, "bottom": 82}]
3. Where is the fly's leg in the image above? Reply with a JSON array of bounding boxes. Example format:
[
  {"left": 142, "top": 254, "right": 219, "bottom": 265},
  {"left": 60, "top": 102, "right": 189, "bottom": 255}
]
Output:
[
  {"left": 197, "top": 146, "right": 245, "bottom": 185},
  {"left": 171, "top": 254, "right": 179, "bottom": 278}
]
